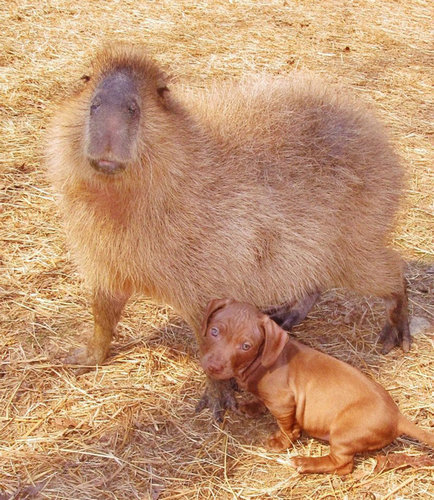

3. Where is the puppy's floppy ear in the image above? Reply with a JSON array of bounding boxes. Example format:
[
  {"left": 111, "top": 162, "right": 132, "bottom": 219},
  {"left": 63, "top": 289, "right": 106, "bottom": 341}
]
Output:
[
  {"left": 201, "top": 298, "right": 234, "bottom": 336},
  {"left": 260, "top": 315, "right": 288, "bottom": 368}
]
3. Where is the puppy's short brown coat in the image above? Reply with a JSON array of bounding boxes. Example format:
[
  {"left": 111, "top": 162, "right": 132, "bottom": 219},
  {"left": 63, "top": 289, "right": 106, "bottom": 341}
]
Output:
[{"left": 199, "top": 299, "right": 434, "bottom": 475}]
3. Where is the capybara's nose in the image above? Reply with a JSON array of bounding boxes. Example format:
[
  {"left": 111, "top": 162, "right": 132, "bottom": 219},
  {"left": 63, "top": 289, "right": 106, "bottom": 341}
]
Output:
[{"left": 89, "top": 159, "right": 126, "bottom": 175}]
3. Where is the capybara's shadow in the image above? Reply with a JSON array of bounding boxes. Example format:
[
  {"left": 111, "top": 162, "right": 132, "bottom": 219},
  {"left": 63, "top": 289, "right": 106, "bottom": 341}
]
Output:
[{"left": 107, "top": 258, "right": 433, "bottom": 375}]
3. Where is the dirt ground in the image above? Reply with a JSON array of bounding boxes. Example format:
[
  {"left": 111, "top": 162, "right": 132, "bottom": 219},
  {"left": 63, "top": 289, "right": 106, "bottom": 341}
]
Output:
[{"left": 0, "top": 0, "right": 433, "bottom": 498}]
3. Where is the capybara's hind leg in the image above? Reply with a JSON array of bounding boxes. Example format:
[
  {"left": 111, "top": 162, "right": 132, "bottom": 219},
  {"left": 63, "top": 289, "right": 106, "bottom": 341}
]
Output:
[
  {"left": 64, "top": 289, "right": 130, "bottom": 374},
  {"left": 379, "top": 286, "right": 411, "bottom": 354},
  {"left": 266, "top": 291, "right": 320, "bottom": 331},
  {"left": 375, "top": 253, "right": 410, "bottom": 353},
  {"left": 291, "top": 453, "right": 354, "bottom": 475},
  {"left": 346, "top": 248, "right": 410, "bottom": 353}
]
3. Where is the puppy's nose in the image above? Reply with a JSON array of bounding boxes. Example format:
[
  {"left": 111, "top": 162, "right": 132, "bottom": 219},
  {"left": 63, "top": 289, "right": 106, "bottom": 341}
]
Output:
[{"left": 207, "top": 361, "right": 224, "bottom": 375}]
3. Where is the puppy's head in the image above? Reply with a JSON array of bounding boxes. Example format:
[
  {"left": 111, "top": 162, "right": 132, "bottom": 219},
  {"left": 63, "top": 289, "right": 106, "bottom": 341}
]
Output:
[{"left": 199, "top": 298, "right": 288, "bottom": 380}]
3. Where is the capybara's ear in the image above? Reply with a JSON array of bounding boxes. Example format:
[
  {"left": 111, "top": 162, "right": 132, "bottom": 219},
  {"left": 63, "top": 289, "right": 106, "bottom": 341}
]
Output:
[
  {"left": 156, "top": 74, "right": 169, "bottom": 98},
  {"left": 201, "top": 298, "right": 234, "bottom": 336},
  {"left": 260, "top": 315, "right": 288, "bottom": 368}
]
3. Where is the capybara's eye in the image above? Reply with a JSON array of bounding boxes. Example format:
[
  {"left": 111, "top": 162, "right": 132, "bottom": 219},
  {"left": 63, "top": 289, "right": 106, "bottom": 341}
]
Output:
[
  {"left": 128, "top": 100, "right": 139, "bottom": 115},
  {"left": 90, "top": 98, "right": 101, "bottom": 115},
  {"left": 241, "top": 342, "right": 251, "bottom": 351},
  {"left": 210, "top": 327, "right": 219, "bottom": 337}
]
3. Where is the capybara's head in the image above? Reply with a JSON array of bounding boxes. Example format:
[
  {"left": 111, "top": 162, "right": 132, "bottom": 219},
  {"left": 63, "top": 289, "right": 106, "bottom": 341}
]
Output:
[
  {"left": 84, "top": 44, "right": 169, "bottom": 175},
  {"left": 199, "top": 299, "right": 289, "bottom": 380}
]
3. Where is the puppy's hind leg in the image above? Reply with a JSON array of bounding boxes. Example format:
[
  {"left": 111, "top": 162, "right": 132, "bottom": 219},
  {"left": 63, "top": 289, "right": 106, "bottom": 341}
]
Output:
[
  {"left": 291, "top": 453, "right": 354, "bottom": 475},
  {"left": 292, "top": 404, "right": 397, "bottom": 475},
  {"left": 291, "top": 415, "right": 356, "bottom": 475}
]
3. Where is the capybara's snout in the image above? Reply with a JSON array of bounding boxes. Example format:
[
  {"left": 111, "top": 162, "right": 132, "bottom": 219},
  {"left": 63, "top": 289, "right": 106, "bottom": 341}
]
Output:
[{"left": 86, "top": 70, "right": 141, "bottom": 173}]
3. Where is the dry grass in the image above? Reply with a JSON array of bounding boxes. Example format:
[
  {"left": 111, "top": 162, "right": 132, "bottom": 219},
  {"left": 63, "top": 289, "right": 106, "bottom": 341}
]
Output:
[{"left": 1, "top": 0, "right": 433, "bottom": 498}]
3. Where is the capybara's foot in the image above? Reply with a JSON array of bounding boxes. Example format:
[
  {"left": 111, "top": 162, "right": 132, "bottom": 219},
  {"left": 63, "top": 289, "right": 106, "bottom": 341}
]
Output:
[
  {"left": 291, "top": 455, "right": 353, "bottom": 475},
  {"left": 267, "top": 429, "right": 298, "bottom": 451},
  {"left": 195, "top": 378, "right": 238, "bottom": 422},
  {"left": 63, "top": 346, "right": 107, "bottom": 375},
  {"left": 273, "top": 310, "right": 303, "bottom": 331},
  {"left": 379, "top": 323, "right": 411, "bottom": 354},
  {"left": 380, "top": 290, "right": 411, "bottom": 354},
  {"left": 239, "top": 400, "right": 267, "bottom": 417},
  {"left": 267, "top": 292, "right": 320, "bottom": 331}
]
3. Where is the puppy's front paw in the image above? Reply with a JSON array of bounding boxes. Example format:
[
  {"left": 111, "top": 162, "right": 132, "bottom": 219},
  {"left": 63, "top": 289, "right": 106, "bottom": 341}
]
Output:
[{"left": 266, "top": 430, "right": 291, "bottom": 451}]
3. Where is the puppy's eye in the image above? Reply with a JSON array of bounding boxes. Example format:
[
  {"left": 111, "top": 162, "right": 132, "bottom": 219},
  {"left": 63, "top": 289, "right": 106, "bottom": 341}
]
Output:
[
  {"left": 210, "top": 327, "right": 219, "bottom": 337},
  {"left": 241, "top": 342, "right": 251, "bottom": 351}
]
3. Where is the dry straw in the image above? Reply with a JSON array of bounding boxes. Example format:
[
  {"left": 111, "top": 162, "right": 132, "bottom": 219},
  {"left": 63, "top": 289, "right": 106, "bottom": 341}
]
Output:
[{"left": 1, "top": 0, "right": 432, "bottom": 498}]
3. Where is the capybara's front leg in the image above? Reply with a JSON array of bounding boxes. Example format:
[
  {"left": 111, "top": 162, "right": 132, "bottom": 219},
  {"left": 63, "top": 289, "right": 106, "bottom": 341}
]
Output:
[
  {"left": 195, "top": 377, "right": 238, "bottom": 422},
  {"left": 64, "top": 289, "right": 130, "bottom": 374}
]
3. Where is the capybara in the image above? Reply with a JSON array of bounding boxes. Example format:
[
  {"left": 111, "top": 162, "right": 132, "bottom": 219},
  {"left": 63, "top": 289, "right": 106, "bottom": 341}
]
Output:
[
  {"left": 46, "top": 43, "right": 410, "bottom": 419},
  {"left": 200, "top": 299, "right": 433, "bottom": 474}
]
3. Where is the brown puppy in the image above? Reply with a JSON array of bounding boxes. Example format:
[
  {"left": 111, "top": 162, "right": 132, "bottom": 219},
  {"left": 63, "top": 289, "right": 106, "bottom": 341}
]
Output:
[{"left": 200, "top": 299, "right": 434, "bottom": 475}]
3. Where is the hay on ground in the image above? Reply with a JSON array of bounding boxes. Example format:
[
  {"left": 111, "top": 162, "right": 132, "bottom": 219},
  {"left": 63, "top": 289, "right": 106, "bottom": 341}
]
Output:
[{"left": 0, "top": 1, "right": 433, "bottom": 498}]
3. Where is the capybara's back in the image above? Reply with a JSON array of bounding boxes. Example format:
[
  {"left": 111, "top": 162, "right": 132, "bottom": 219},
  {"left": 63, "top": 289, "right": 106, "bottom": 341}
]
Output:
[
  {"left": 183, "top": 74, "right": 405, "bottom": 296},
  {"left": 46, "top": 44, "right": 410, "bottom": 375}
]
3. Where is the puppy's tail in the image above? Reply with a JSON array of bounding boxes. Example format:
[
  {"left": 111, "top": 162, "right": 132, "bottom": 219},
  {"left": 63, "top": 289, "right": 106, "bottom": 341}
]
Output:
[{"left": 397, "top": 415, "right": 434, "bottom": 447}]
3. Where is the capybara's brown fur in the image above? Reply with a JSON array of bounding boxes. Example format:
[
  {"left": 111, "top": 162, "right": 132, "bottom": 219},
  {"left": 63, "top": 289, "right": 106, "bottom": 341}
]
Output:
[{"left": 46, "top": 43, "right": 409, "bottom": 411}]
